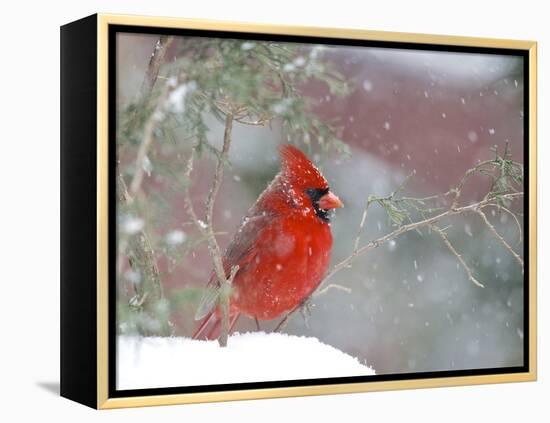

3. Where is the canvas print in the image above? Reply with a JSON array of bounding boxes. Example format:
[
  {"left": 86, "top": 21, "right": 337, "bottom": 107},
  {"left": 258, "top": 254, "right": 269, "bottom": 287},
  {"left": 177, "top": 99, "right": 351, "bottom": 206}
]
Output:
[{"left": 115, "top": 31, "right": 525, "bottom": 390}]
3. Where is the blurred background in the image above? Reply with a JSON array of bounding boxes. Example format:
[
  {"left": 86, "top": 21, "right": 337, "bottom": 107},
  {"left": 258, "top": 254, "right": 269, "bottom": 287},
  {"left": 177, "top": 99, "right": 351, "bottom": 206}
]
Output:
[{"left": 116, "top": 32, "right": 525, "bottom": 375}]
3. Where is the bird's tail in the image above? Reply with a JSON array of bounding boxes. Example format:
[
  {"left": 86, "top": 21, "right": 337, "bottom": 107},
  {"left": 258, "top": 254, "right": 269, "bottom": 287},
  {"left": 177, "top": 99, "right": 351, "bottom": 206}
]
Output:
[{"left": 192, "top": 311, "right": 241, "bottom": 340}]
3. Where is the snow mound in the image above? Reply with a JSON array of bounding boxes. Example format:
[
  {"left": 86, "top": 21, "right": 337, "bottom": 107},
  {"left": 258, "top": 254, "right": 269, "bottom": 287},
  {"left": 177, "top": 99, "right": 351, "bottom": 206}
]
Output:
[{"left": 117, "top": 332, "right": 375, "bottom": 390}]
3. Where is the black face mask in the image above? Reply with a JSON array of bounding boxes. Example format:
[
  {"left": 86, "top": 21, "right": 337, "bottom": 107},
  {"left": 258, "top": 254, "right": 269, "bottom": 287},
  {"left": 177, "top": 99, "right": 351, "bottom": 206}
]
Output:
[{"left": 304, "top": 187, "right": 332, "bottom": 223}]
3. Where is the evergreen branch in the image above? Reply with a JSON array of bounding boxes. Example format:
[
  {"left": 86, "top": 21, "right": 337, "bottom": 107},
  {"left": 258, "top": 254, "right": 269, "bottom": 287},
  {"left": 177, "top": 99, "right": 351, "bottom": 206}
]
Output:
[
  {"left": 116, "top": 173, "right": 165, "bottom": 334},
  {"left": 116, "top": 35, "right": 174, "bottom": 335},
  {"left": 128, "top": 82, "right": 171, "bottom": 199},
  {"left": 140, "top": 35, "right": 174, "bottom": 99}
]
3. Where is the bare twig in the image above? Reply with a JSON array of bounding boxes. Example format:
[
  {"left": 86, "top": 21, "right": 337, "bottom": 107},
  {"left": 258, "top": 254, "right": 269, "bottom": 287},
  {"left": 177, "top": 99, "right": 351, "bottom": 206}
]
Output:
[
  {"left": 196, "top": 90, "right": 273, "bottom": 128},
  {"left": 274, "top": 298, "right": 314, "bottom": 332},
  {"left": 207, "top": 113, "right": 238, "bottom": 347},
  {"left": 182, "top": 144, "right": 207, "bottom": 236},
  {"left": 274, "top": 314, "right": 290, "bottom": 333},
  {"left": 430, "top": 224, "right": 485, "bottom": 288},
  {"left": 274, "top": 304, "right": 298, "bottom": 333},
  {"left": 391, "top": 172, "right": 415, "bottom": 198},
  {"left": 451, "top": 160, "right": 494, "bottom": 209},
  {"left": 353, "top": 200, "right": 372, "bottom": 252},
  {"left": 476, "top": 209, "right": 524, "bottom": 268},
  {"left": 313, "top": 283, "right": 352, "bottom": 297},
  {"left": 205, "top": 113, "right": 234, "bottom": 283},
  {"left": 234, "top": 114, "right": 272, "bottom": 126},
  {"left": 482, "top": 203, "right": 523, "bottom": 244},
  {"left": 182, "top": 113, "right": 238, "bottom": 347},
  {"left": 218, "top": 264, "right": 239, "bottom": 347}
]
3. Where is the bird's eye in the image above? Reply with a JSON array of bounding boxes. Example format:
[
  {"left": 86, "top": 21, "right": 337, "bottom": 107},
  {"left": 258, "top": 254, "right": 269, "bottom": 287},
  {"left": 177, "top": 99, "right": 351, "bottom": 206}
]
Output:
[{"left": 304, "top": 187, "right": 329, "bottom": 202}]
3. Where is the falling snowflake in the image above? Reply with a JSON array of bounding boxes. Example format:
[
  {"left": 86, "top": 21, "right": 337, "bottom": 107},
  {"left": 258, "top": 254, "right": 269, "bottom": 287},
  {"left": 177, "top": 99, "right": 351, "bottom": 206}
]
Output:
[
  {"left": 165, "top": 230, "right": 187, "bottom": 245},
  {"left": 362, "top": 80, "right": 373, "bottom": 92},
  {"left": 121, "top": 215, "right": 144, "bottom": 235}
]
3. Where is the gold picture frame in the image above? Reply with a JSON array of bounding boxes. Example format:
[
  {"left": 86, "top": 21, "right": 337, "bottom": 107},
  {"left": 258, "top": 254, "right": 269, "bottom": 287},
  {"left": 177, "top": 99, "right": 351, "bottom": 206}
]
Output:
[{"left": 60, "top": 13, "right": 537, "bottom": 409}]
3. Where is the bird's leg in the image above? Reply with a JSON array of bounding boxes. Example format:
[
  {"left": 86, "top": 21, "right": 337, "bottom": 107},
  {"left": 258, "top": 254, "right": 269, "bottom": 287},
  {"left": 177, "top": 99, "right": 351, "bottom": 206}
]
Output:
[{"left": 254, "top": 317, "right": 261, "bottom": 331}]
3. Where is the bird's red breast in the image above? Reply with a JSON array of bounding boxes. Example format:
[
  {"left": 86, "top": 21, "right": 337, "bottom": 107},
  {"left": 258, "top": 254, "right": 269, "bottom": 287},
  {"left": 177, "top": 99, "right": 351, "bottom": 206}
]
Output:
[{"left": 194, "top": 144, "right": 343, "bottom": 330}]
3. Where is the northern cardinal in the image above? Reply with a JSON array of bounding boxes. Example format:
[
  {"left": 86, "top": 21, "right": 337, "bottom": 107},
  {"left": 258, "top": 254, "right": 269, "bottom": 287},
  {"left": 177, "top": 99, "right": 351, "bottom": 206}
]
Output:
[{"left": 192, "top": 144, "right": 343, "bottom": 340}]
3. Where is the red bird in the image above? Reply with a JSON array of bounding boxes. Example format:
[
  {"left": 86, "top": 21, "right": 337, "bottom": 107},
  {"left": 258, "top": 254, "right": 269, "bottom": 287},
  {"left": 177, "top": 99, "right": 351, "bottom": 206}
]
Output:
[{"left": 193, "top": 144, "right": 343, "bottom": 340}]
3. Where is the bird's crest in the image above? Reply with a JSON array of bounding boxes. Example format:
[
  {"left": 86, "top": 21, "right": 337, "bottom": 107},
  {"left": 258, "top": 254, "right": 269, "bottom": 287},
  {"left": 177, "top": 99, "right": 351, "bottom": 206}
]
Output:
[{"left": 279, "top": 144, "right": 328, "bottom": 190}]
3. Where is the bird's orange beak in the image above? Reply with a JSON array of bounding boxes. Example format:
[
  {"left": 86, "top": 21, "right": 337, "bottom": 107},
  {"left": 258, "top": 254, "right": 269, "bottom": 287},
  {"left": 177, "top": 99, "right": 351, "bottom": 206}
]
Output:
[{"left": 318, "top": 191, "right": 343, "bottom": 210}]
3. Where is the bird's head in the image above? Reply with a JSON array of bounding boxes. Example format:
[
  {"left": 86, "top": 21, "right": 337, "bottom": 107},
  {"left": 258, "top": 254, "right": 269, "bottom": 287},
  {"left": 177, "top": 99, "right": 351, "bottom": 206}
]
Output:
[{"left": 279, "top": 144, "right": 343, "bottom": 222}]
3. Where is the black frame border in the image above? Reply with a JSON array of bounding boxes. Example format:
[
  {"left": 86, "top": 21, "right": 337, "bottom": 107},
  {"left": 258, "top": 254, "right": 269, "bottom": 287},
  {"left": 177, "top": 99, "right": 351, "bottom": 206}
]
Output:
[{"left": 107, "top": 24, "right": 530, "bottom": 399}]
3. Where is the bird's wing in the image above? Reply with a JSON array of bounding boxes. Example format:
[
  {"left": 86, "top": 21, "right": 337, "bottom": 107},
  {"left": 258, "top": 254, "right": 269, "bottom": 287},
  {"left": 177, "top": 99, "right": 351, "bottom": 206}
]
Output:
[{"left": 194, "top": 211, "right": 275, "bottom": 321}]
